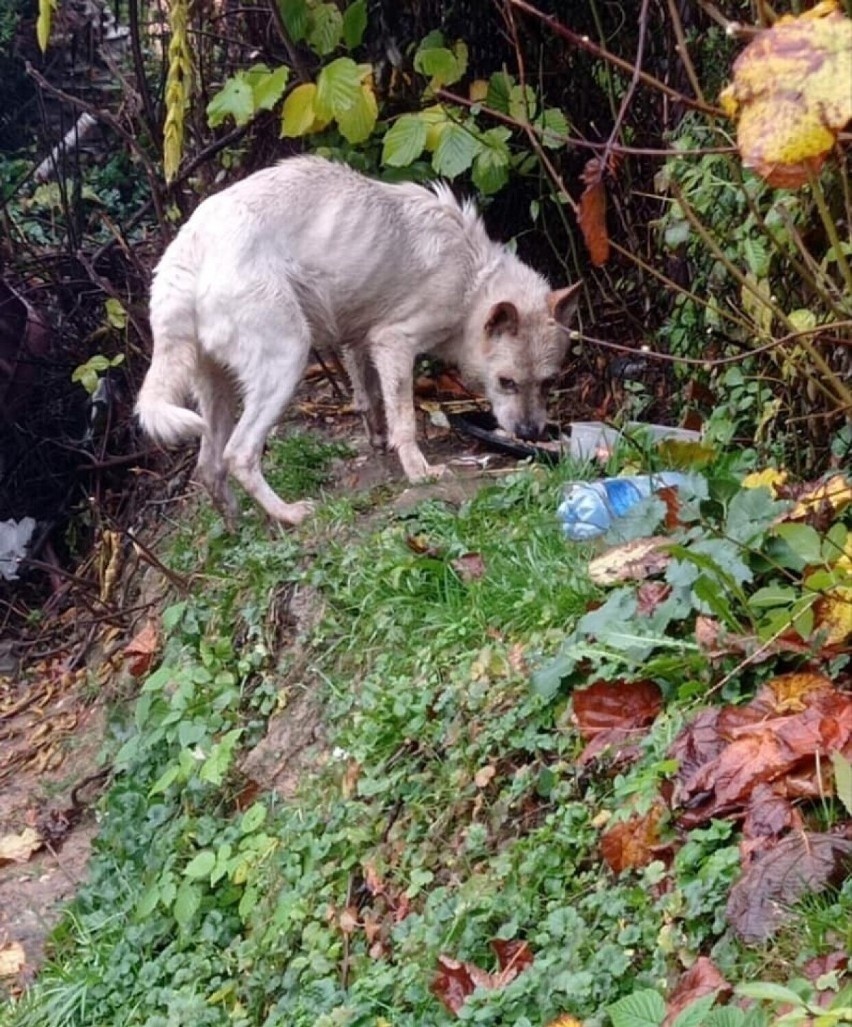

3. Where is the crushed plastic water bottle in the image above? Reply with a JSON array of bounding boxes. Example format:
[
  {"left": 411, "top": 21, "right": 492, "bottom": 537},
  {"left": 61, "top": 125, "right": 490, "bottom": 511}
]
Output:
[{"left": 557, "top": 473, "right": 696, "bottom": 542}]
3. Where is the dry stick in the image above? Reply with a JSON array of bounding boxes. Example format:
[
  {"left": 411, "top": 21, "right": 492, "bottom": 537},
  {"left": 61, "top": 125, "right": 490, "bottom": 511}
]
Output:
[
  {"left": 500, "top": 2, "right": 578, "bottom": 215},
  {"left": 665, "top": 0, "right": 706, "bottom": 105},
  {"left": 563, "top": 321, "right": 852, "bottom": 368},
  {"left": 508, "top": 0, "right": 724, "bottom": 118},
  {"left": 668, "top": 179, "right": 852, "bottom": 411},
  {"left": 596, "top": 0, "right": 650, "bottom": 180},
  {"left": 127, "top": 0, "right": 159, "bottom": 143},
  {"left": 434, "top": 89, "right": 733, "bottom": 159},
  {"left": 25, "top": 64, "right": 169, "bottom": 246},
  {"left": 809, "top": 169, "right": 852, "bottom": 297}
]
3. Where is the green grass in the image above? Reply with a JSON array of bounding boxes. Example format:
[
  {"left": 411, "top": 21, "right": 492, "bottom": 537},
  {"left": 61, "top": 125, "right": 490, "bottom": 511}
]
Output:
[{"left": 2, "top": 432, "right": 849, "bottom": 1027}]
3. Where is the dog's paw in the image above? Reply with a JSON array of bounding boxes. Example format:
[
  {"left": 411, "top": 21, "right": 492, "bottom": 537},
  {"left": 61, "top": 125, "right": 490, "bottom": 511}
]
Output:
[
  {"left": 277, "top": 499, "right": 316, "bottom": 526},
  {"left": 408, "top": 462, "right": 448, "bottom": 483}
]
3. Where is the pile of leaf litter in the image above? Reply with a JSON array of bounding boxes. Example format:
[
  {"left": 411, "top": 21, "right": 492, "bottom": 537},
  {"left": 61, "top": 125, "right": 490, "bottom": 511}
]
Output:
[{"left": 0, "top": 435, "right": 850, "bottom": 1027}]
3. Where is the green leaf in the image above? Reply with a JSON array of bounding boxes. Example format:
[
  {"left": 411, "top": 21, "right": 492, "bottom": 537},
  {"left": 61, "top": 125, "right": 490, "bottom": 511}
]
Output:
[
  {"left": 747, "top": 583, "right": 798, "bottom": 609},
  {"left": 735, "top": 982, "right": 808, "bottom": 1006},
  {"left": 508, "top": 83, "right": 537, "bottom": 122},
  {"left": 774, "top": 522, "right": 824, "bottom": 566},
  {"left": 432, "top": 122, "right": 480, "bottom": 178},
  {"left": 240, "top": 802, "right": 268, "bottom": 835},
  {"left": 149, "top": 763, "right": 180, "bottom": 796},
  {"left": 724, "top": 486, "right": 788, "bottom": 544},
  {"left": 788, "top": 308, "right": 817, "bottom": 332},
  {"left": 207, "top": 76, "right": 255, "bottom": 127},
  {"left": 537, "top": 106, "right": 568, "bottom": 148},
  {"left": 382, "top": 114, "right": 429, "bottom": 167},
  {"left": 315, "top": 57, "right": 362, "bottom": 119},
  {"left": 307, "top": 2, "right": 343, "bottom": 56},
  {"left": 250, "top": 65, "right": 289, "bottom": 111},
  {"left": 173, "top": 880, "right": 201, "bottom": 930},
  {"left": 335, "top": 83, "right": 377, "bottom": 143},
  {"left": 342, "top": 0, "right": 367, "bottom": 48},
  {"left": 184, "top": 850, "right": 216, "bottom": 880},
  {"left": 415, "top": 45, "right": 461, "bottom": 86},
  {"left": 279, "top": 0, "right": 308, "bottom": 41},
  {"left": 830, "top": 750, "right": 852, "bottom": 816},
  {"left": 742, "top": 236, "right": 770, "bottom": 277},
  {"left": 105, "top": 297, "right": 128, "bottom": 329},
  {"left": 705, "top": 1009, "right": 749, "bottom": 1027},
  {"left": 472, "top": 126, "right": 511, "bottom": 194},
  {"left": 486, "top": 70, "right": 514, "bottom": 113},
  {"left": 135, "top": 882, "right": 161, "bottom": 919},
  {"left": 673, "top": 993, "right": 721, "bottom": 1027},
  {"left": 199, "top": 728, "right": 242, "bottom": 786},
  {"left": 281, "top": 82, "right": 320, "bottom": 137},
  {"left": 607, "top": 988, "right": 666, "bottom": 1027}
]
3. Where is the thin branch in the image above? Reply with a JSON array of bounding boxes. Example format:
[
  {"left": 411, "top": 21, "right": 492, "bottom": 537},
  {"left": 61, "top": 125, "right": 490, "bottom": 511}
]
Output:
[{"left": 508, "top": 0, "right": 724, "bottom": 117}]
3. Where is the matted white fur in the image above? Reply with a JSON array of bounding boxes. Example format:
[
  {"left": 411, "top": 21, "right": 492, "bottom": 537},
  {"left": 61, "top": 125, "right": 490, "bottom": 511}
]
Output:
[{"left": 137, "top": 156, "right": 582, "bottom": 526}]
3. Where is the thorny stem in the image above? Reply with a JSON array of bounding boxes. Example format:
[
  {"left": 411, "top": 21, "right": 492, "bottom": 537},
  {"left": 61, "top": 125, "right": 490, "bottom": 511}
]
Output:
[
  {"left": 508, "top": 0, "right": 724, "bottom": 117},
  {"left": 669, "top": 179, "right": 852, "bottom": 411}
]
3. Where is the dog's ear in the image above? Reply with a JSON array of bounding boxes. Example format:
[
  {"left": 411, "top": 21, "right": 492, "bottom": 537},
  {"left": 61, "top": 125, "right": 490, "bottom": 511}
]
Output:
[
  {"left": 548, "top": 282, "right": 583, "bottom": 327},
  {"left": 484, "top": 301, "right": 520, "bottom": 337}
]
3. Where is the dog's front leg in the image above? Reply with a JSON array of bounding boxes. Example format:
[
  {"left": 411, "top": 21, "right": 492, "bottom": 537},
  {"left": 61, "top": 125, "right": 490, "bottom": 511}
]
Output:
[{"left": 369, "top": 329, "right": 446, "bottom": 482}]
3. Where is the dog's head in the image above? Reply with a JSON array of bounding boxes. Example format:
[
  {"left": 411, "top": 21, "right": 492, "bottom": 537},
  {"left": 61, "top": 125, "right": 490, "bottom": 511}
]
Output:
[{"left": 479, "top": 281, "right": 582, "bottom": 441}]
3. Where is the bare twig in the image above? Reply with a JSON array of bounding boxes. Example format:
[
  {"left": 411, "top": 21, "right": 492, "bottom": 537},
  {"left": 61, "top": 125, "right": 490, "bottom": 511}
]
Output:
[
  {"left": 26, "top": 63, "right": 169, "bottom": 244},
  {"left": 508, "top": 0, "right": 724, "bottom": 117}
]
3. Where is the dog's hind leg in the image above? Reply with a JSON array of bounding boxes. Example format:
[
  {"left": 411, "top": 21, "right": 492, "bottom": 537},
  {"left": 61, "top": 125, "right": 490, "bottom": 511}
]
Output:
[
  {"left": 193, "top": 357, "right": 240, "bottom": 528},
  {"left": 221, "top": 318, "right": 314, "bottom": 526},
  {"left": 341, "top": 345, "right": 387, "bottom": 450}
]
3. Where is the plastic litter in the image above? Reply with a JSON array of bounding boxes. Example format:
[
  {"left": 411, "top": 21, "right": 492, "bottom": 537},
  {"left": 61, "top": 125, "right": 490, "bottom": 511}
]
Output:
[{"left": 557, "top": 473, "right": 695, "bottom": 541}]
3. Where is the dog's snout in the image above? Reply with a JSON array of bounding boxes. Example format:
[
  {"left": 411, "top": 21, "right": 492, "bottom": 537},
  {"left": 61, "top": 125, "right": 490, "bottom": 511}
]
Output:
[{"left": 515, "top": 421, "right": 541, "bottom": 442}]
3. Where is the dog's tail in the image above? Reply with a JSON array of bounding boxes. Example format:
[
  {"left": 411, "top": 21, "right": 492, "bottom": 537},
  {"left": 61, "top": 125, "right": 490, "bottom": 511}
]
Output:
[{"left": 136, "top": 232, "right": 207, "bottom": 445}]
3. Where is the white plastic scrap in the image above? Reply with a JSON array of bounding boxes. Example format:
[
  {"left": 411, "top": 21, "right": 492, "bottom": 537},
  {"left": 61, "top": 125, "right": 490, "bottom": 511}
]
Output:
[{"left": 0, "top": 517, "right": 36, "bottom": 580}]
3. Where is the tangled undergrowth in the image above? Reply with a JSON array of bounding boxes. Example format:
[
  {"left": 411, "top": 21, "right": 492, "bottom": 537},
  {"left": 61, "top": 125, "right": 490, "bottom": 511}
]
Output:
[{"left": 2, "top": 429, "right": 850, "bottom": 1027}]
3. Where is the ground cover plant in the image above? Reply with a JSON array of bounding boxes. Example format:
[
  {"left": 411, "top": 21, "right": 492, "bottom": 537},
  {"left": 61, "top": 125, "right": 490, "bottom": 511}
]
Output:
[{"left": 2, "top": 430, "right": 849, "bottom": 1026}]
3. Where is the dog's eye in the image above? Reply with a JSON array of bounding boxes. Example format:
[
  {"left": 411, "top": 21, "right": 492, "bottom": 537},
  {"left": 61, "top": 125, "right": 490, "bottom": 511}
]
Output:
[{"left": 498, "top": 377, "right": 519, "bottom": 393}]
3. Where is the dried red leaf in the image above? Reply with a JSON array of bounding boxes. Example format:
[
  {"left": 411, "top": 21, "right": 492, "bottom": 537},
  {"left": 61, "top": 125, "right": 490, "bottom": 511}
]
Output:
[
  {"left": 578, "top": 159, "right": 610, "bottom": 266},
  {"left": 123, "top": 620, "right": 160, "bottom": 678},
  {"left": 451, "top": 552, "right": 486, "bottom": 583},
  {"left": 663, "top": 957, "right": 731, "bottom": 1027},
  {"left": 491, "top": 938, "right": 534, "bottom": 976},
  {"left": 572, "top": 680, "right": 663, "bottom": 742},
  {"left": 432, "top": 956, "right": 478, "bottom": 1014},
  {"left": 727, "top": 831, "right": 852, "bottom": 942},
  {"left": 636, "top": 582, "right": 672, "bottom": 617},
  {"left": 600, "top": 805, "right": 663, "bottom": 873},
  {"left": 431, "top": 941, "right": 534, "bottom": 1015},
  {"left": 802, "top": 951, "right": 849, "bottom": 982},
  {"left": 741, "top": 783, "right": 799, "bottom": 844}
]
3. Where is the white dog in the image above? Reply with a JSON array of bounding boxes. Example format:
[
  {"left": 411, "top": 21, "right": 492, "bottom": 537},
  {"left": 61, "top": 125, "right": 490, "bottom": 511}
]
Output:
[{"left": 137, "top": 156, "right": 582, "bottom": 525}]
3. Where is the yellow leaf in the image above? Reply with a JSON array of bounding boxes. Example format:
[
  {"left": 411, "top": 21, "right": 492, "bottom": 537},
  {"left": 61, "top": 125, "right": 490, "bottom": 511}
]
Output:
[
  {"left": 813, "top": 584, "right": 852, "bottom": 645},
  {"left": 280, "top": 83, "right": 319, "bottom": 138},
  {"left": 469, "top": 78, "right": 489, "bottom": 102},
  {"left": 787, "top": 474, "right": 852, "bottom": 520},
  {"left": 545, "top": 1016, "right": 585, "bottom": 1027},
  {"left": 719, "top": 4, "right": 852, "bottom": 187},
  {"left": 742, "top": 468, "right": 789, "bottom": 494}
]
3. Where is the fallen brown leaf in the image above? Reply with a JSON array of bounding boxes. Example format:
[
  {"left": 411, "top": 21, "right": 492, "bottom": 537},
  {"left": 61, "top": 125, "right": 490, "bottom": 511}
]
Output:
[
  {"left": 600, "top": 805, "right": 664, "bottom": 873},
  {"left": 587, "top": 537, "right": 671, "bottom": 586},
  {"left": 573, "top": 680, "right": 663, "bottom": 741},
  {"left": 726, "top": 830, "right": 852, "bottom": 942},
  {"left": 0, "top": 941, "right": 26, "bottom": 979},
  {"left": 451, "top": 552, "right": 486, "bottom": 583},
  {"left": 123, "top": 620, "right": 160, "bottom": 678},
  {"left": 663, "top": 956, "right": 731, "bottom": 1027},
  {"left": 0, "top": 826, "right": 42, "bottom": 866},
  {"left": 577, "top": 158, "right": 610, "bottom": 266},
  {"left": 431, "top": 940, "right": 534, "bottom": 1015}
]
